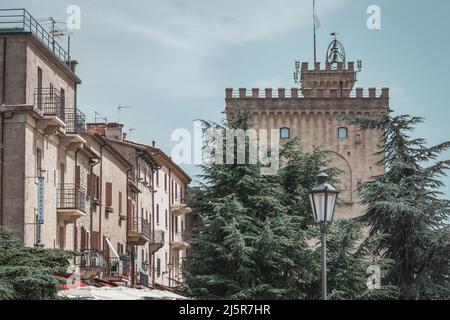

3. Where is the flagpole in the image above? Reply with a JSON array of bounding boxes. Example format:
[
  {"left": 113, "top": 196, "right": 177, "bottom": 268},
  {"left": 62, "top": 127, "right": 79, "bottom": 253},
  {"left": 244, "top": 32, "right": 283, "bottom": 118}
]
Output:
[{"left": 313, "top": 0, "right": 317, "bottom": 63}]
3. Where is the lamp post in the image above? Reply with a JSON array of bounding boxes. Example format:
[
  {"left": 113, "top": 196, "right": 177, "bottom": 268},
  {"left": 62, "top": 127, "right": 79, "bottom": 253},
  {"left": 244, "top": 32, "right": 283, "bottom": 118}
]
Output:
[{"left": 309, "top": 172, "right": 339, "bottom": 300}]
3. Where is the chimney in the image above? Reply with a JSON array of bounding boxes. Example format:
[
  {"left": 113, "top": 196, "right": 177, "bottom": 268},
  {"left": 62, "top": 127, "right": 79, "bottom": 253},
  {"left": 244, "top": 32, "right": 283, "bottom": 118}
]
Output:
[
  {"left": 104, "top": 123, "right": 124, "bottom": 141},
  {"left": 152, "top": 140, "right": 156, "bottom": 147},
  {"left": 123, "top": 132, "right": 128, "bottom": 140}
]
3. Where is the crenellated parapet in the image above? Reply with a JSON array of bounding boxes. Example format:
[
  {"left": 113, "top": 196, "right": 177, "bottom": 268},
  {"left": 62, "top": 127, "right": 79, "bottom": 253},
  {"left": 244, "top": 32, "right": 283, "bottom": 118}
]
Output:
[{"left": 225, "top": 87, "right": 389, "bottom": 99}]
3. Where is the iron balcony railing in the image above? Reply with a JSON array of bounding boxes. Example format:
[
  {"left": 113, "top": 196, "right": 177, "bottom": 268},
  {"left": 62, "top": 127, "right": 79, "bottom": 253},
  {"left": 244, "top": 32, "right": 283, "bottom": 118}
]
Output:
[
  {"left": 57, "top": 183, "right": 86, "bottom": 213},
  {"left": 75, "top": 250, "right": 107, "bottom": 270},
  {"left": 34, "top": 88, "right": 65, "bottom": 121},
  {"left": 139, "top": 272, "right": 149, "bottom": 287},
  {"left": 65, "top": 108, "right": 86, "bottom": 136},
  {"left": 151, "top": 230, "right": 165, "bottom": 245},
  {"left": 105, "top": 257, "right": 125, "bottom": 276},
  {"left": 130, "top": 217, "right": 151, "bottom": 240},
  {"left": 0, "top": 9, "right": 71, "bottom": 67}
]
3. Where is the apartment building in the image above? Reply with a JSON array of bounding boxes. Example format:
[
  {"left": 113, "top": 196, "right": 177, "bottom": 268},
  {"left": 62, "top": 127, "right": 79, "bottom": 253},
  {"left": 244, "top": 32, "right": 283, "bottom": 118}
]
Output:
[
  {"left": 0, "top": 8, "right": 193, "bottom": 289},
  {"left": 0, "top": 9, "right": 87, "bottom": 249},
  {"left": 149, "top": 144, "right": 192, "bottom": 287},
  {"left": 86, "top": 123, "right": 193, "bottom": 288}
]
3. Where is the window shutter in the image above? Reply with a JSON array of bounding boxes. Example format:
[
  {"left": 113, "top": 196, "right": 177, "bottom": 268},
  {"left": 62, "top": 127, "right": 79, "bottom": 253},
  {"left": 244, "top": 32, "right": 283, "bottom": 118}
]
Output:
[
  {"left": 75, "top": 165, "right": 80, "bottom": 186},
  {"left": 74, "top": 225, "right": 78, "bottom": 251},
  {"left": 87, "top": 174, "right": 92, "bottom": 196},
  {"left": 80, "top": 227, "right": 86, "bottom": 250},
  {"left": 119, "top": 191, "right": 122, "bottom": 214},
  {"left": 92, "top": 231, "right": 99, "bottom": 250},
  {"left": 106, "top": 182, "right": 112, "bottom": 206}
]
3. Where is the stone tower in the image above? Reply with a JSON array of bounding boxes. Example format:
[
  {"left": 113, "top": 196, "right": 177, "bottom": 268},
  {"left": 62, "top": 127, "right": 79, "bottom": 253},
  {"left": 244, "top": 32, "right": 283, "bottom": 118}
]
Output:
[{"left": 224, "top": 42, "right": 389, "bottom": 219}]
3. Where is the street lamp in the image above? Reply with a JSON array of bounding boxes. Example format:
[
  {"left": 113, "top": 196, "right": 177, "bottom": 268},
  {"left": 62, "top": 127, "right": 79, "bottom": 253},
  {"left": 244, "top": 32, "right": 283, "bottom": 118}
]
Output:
[{"left": 309, "top": 172, "right": 339, "bottom": 300}]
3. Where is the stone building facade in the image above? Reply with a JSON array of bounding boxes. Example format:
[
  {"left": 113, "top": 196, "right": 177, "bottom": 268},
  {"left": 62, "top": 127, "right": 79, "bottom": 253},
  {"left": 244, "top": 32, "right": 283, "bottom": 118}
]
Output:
[
  {"left": 0, "top": 9, "right": 193, "bottom": 289},
  {"left": 225, "top": 61, "right": 389, "bottom": 219}
]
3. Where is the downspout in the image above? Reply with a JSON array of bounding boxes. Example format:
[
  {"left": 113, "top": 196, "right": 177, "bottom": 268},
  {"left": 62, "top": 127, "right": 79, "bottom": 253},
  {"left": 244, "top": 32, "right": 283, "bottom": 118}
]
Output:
[
  {"left": 99, "top": 142, "right": 105, "bottom": 250},
  {"left": 168, "top": 168, "right": 172, "bottom": 287},
  {"left": 74, "top": 148, "right": 79, "bottom": 250},
  {"left": 151, "top": 166, "right": 156, "bottom": 286},
  {"left": 0, "top": 37, "right": 7, "bottom": 226},
  {"left": 89, "top": 158, "right": 100, "bottom": 249},
  {"left": 126, "top": 167, "right": 132, "bottom": 287}
]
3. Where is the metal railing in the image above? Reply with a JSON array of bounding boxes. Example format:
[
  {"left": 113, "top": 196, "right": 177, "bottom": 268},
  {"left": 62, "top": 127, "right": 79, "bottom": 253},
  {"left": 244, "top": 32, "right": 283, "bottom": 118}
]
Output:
[
  {"left": 75, "top": 250, "right": 108, "bottom": 269},
  {"left": 130, "top": 217, "right": 151, "bottom": 240},
  {"left": 105, "top": 257, "right": 125, "bottom": 276},
  {"left": 0, "top": 9, "right": 71, "bottom": 67},
  {"left": 65, "top": 108, "right": 86, "bottom": 135},
  {"left": 34, "top": 88, "right": 65, "bottom": 121},
  {"left": 151, "top": 230, "right": 165, "bottom": 245},
  {"left": 139, "top": 272, "right": 149, "bottom": 287},
  {"left": 57, "top": 183, "right": 86, "bottom": 213}
]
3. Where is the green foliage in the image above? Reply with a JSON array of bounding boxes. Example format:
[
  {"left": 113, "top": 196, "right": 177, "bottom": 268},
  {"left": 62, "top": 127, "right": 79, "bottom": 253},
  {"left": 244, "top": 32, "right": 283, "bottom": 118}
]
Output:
[
  {"left": 183, "top": 108, "right": 396, "bottom": 300},
  {"left": 0, "top": 227, "right": 71, "bottom": 300},
  {"left": 342, "top": 113, "right": 450, "bottom": 299}
]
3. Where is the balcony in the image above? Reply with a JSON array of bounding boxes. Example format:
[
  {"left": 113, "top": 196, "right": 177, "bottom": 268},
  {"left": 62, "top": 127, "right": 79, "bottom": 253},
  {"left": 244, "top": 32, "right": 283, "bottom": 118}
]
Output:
[
  {"left": 57, "top": 184, "right": 86, "bottom": 223},
  {"left": 128, "top": 217, "right": 151, "bottom": 245},
  {"left": 170, "top": 232, "right": 189, "bottom": 251},
  {"left": 170, "top": 202, "right": 192, "bottom": 216},
  {"left": 74, "top": 249, "right": 107, "bottom": 278},
  {"left": 149, "top": 230, "right": 165, "bottom": 253},
  {"left": 34, "top": 88, "right": 66, "bottom": 134},
  {"left": 61, "top": 108, "right": 87, "bottom": 150}
]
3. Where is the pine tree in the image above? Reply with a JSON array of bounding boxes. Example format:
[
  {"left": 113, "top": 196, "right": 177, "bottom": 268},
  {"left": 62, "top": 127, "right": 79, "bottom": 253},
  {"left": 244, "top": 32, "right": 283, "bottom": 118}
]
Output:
[
  {"left": 343, "top": 113, "right": 450, "bottom": 299},
  {"left": 0, "top": 227, "right": 71, "bottom": 300},
  {"left": 183, "top": 109, "right": 398, "bottom": 300}
]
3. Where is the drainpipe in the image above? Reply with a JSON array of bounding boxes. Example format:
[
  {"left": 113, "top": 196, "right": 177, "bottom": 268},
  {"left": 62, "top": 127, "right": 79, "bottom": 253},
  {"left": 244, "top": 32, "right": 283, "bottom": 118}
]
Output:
[
  {"left": 89, "top": 158, "right": 100, "bottom": 249},
  {"left": 0, "top": 37, "right": 7, "bottom": 226},
  {"left": 98, "top": 142, "right": 105, "bottom": 250},
  {"left": 151, "top": 166, "right": 156, "bottom": 286},
  {"left": 168, "top": 168, "right": 172, "bottom": 287},
  {"left": 126, "top": 166, "right": 132, "bottom": 287}
]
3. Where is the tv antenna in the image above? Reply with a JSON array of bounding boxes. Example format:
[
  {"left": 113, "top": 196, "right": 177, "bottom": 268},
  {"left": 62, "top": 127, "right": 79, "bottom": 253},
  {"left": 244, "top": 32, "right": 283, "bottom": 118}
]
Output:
[
  {"left": 117, "top": 105, "right": 132, "bottom": 123},
  {"left": 38, "top": 16, "right": 76, "bottom": 63},
  {"left": 128, "top": 128, "right": 136, "bottom": 139},
  {"left": 94, "top": 111, "right": 107, "bottom": 124}
]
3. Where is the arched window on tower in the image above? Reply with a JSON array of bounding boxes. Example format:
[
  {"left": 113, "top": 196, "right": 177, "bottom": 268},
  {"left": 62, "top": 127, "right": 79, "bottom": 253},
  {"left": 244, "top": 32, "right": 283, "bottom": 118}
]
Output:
[
  {"left": 280, "top": 127, "right": 290, "bottom": 139},
  {"left": 338, "top": 127, "right": 348, "bottom": 140}
]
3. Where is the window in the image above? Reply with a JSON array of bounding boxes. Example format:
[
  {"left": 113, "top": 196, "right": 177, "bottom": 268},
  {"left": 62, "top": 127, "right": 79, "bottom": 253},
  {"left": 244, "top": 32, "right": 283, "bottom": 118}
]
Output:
[
  {"left": 164, "top": 174, "right": 167, "bottom": 192},
  {"left": 156, "top": 204, "right": 160, "bottom": 225},
  {"left": 36, "top": 148, "right": 42, "bottom": 177},
  {"left": 37, "top": 67, "right": 42, "bottom": 110},
  {"left": 156, "top": 258, "right": 161, "bottom": 277},
  {"left": 338, "top": 127, "right": 348, "bottom": 139},
  {"left": 156, "top": 170, "right": 159, "bottom": 186},
  {"left": 280, "top": 127, "right": 290, "bottom": 139},
  {"left": 118, "top": 191, "right": 122, "bottom": 214},
  {"left": 105, "top": 182, "right": 112, "bottom": 206},
  {"left": 165, "top": 209, "right": 168, "bottom": 229}
]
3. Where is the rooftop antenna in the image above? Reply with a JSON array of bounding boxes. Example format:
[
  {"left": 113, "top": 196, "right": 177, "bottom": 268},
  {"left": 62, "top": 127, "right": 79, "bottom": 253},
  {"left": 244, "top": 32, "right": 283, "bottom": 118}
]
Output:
[
  {"left": 94, "top": 111, "right": 107, "bottom": 124},
  {"left": 38, "top": 17, "right": 75, "bottom": 64},
  {"left": 128, "top": 128, "right": 136, "bottom": 139},
  {"left": 293, "top": 60, "right": 301, "bottom": 85},
  {"left": 117, "top": 105, "right": 132, "bottom": 123}
]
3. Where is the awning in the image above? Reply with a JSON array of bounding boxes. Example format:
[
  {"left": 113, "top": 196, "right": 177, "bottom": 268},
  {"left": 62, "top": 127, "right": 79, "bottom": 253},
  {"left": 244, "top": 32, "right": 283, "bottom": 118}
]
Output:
[{"left": 105, "top": 237, "right": 119, "bottom": 258}]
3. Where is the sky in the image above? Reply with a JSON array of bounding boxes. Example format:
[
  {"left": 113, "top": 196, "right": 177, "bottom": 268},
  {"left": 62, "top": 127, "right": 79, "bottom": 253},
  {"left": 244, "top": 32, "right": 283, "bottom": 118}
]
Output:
[{"left": 4, "top": 0, "right": 450, "bottom": 197}]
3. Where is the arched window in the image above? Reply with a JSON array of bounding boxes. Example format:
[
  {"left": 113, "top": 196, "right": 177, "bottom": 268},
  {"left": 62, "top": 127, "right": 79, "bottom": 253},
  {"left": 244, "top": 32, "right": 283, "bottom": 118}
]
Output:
[
  {"left": 338, "top": 127, "right": 348, "bottom": 139},
  {"left": 280, "top": 127, "right": 290, "bottom": 139}
]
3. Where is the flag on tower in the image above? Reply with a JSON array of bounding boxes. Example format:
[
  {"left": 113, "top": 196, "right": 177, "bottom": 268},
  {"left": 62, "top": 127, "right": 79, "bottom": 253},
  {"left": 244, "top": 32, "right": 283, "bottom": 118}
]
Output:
[{"left": 313, "top": 1, "right": 321, "bottom": 29}]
